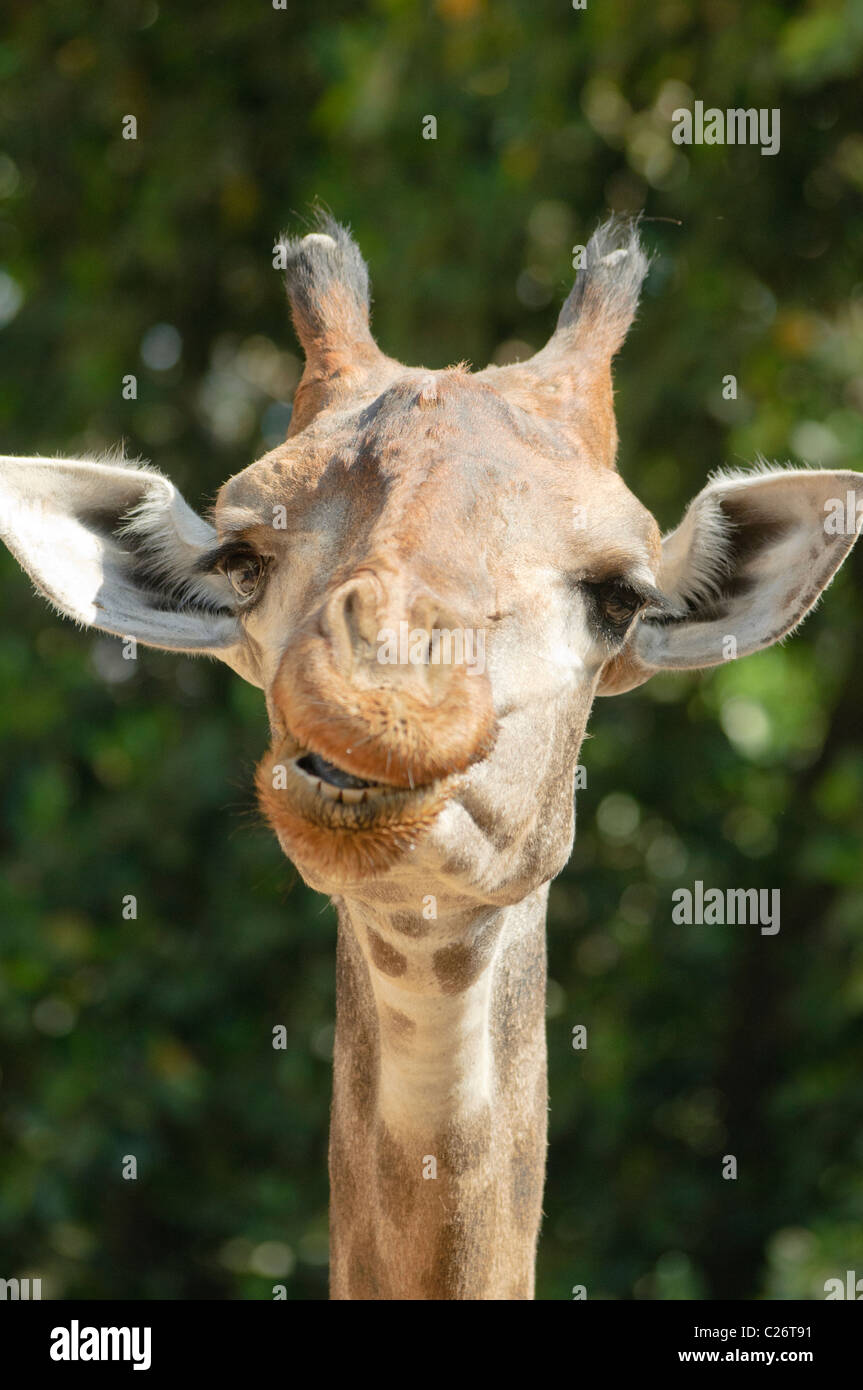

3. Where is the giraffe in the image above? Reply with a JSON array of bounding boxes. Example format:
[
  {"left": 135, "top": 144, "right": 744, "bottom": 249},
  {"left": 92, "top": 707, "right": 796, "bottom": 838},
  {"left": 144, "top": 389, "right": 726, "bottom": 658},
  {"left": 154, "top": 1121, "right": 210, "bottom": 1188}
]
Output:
[{"left": 1, "top": 215, "right": 860, "bottom": 1300}]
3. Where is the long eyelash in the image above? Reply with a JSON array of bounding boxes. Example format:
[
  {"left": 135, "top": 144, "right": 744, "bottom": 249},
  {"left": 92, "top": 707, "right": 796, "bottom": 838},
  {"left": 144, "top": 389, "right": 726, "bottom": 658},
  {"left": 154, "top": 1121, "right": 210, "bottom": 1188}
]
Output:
[
  {"left": 195, "top": 540, "right": 257, "bottom": 574},
  {"left": 606, "top": 579, "right": 678, "bottom": 617},
  {"left": 630, "top": 584, "right": 685, "bottom": 621},
  {"left": 580, "top": 577, "right": 680, "bottom": 618}
]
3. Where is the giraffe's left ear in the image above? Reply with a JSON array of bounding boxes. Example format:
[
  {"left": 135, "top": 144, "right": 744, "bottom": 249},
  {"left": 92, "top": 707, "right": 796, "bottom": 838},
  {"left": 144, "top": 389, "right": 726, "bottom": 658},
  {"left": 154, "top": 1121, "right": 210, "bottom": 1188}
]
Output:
[
  {"left": 598, "top": 467, "right": 862, "bottom": 695},
  {"left": 0, "top": 455, "right": 260, "bottom": 684}
]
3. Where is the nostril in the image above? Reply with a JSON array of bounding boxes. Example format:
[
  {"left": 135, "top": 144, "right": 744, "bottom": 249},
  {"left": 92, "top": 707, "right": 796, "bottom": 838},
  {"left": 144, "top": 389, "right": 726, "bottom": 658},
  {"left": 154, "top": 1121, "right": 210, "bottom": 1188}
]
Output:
[
  {"left": 343, "top": 587, "right": 360, "bottom": 625},
  {"left": 322, "top": 575, "right": 383, "bottom": 668},
  {"left": 340, "top": 586, "right": 363, "bottom": 652}
]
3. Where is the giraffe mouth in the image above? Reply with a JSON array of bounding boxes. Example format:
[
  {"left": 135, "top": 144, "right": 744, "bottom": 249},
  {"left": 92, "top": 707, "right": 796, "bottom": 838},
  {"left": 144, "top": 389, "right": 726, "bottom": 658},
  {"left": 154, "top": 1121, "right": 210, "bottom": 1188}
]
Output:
[
  {"left": 288, "top": 744, "right": 441, "bottom": 810},
  {"left": 294, "top": 750, "right": 383, "bottom": 803},
  {"left": 255, "top": 734, "right": 457, "bottom": 879},
  {"left": 259, "top": 732, "right": 446, "bottom": 818}
]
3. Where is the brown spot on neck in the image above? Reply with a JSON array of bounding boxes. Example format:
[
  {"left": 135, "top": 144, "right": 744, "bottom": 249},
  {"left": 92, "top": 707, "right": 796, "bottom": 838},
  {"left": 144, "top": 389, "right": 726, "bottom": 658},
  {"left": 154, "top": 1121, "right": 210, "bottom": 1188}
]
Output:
[
  {"left": 384, "top": 1006, "right": 416, "bottom": 1041},
  {"left": 367, "top": 926, "right": 408, "bottom": 977},
  {"left": 433, "top": 917, "right": 502, "bottom": 993},
  {"left": 389, "top": 910, "right": 433, "bottom": 938}
]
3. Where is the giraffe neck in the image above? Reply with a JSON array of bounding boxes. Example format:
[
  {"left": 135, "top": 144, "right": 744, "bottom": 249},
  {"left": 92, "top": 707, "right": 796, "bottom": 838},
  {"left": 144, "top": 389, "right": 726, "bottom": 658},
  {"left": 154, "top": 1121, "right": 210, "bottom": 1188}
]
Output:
[{"left": 328, "top": 885, "right": 549, "bottom": 1300}]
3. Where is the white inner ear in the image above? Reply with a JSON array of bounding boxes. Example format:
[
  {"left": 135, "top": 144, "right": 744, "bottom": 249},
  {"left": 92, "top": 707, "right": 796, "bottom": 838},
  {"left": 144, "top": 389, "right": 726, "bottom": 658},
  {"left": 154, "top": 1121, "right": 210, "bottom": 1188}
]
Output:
[
  {"left": 654, "top": 487, "right": 735, "bottom": 616},
  {"left": 0, "top": 454, "right": 240, "bottom": 652},
  {"left": 634, "top": 465, "right": 861, "bottom": 671}
]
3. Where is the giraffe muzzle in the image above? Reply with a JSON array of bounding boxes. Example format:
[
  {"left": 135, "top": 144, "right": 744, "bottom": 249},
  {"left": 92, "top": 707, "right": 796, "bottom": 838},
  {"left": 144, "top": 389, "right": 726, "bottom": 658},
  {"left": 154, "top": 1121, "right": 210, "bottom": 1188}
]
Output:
[{"left": 269, "top": 623, "right": 498, "bottom": 792}]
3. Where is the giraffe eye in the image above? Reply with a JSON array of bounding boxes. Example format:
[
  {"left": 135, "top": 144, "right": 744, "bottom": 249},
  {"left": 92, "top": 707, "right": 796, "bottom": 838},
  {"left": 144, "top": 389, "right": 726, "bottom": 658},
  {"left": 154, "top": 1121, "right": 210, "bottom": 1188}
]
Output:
[
  {"left": 579, "top": 578, "right": 646, "bottom": 637},
  {"left": 595, "top": 581, "right": 643, "bottom": 628},
  {"left": 223, "top": 550, "right": 265, "bottom": 600}
]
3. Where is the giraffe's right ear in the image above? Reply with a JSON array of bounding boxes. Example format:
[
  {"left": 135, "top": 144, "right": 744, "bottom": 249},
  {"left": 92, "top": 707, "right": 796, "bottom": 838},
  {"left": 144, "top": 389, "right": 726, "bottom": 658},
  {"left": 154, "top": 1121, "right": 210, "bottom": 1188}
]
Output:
[{"left": 0, "top": 455, "right": 260, "bottom": 684}]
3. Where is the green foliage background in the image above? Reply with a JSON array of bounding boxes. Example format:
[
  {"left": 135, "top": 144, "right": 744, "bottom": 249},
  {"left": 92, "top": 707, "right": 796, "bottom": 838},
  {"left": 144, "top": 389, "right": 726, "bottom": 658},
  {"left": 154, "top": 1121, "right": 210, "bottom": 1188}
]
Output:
[{"left": 1, "top": 0, "right": 862, "bottom": 1300}]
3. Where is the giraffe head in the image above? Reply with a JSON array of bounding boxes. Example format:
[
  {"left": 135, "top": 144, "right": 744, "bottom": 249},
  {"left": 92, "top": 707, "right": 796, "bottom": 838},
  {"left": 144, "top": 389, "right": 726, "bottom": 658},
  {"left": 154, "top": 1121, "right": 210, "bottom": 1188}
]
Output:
[{"left": 1, "top": 217, "right": 859, "bottom": 903}]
